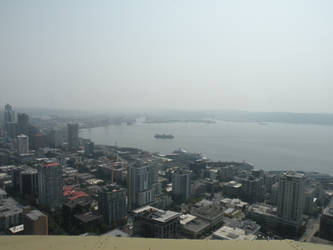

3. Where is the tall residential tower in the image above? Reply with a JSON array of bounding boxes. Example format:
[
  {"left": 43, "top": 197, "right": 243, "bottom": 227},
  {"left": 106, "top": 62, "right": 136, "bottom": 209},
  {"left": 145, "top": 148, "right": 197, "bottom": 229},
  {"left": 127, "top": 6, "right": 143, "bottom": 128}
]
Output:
[
  {"left": 67, "top": 123, "right": 79, "bottom": 151},
  {"left": 37, "top": 161, "right": 63, "bottom": 210},
  {"left": 277, "top": 172, "right": 305, "bottom": 230},
  {"left": 128, "top": 163, "right": 157, "bottom": 210},
  {"left": 98, "top": 184, "right": 127, "bottom": 226},
  {"left": 172, "top": 169, "right": 191, "bottom": 203}
]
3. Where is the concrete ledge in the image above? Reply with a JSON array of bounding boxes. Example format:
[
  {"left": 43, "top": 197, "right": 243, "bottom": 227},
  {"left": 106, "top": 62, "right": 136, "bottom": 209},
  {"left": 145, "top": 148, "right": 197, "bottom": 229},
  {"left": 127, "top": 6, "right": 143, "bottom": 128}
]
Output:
[{"left": 0, "top": 236, "right": 332, "bottom": 250}]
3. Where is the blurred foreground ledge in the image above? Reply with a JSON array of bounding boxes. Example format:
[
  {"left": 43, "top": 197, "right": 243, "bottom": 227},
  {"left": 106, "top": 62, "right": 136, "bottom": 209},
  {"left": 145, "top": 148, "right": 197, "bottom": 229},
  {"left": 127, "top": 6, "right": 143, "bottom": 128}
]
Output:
[{"left": 0, "top": 236, "right": 333, "bottom": 250}]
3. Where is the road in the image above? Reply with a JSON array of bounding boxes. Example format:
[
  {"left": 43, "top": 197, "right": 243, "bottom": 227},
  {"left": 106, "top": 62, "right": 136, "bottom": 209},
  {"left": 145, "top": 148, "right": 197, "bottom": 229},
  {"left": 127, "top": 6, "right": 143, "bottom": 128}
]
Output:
[
  {"left": 300, "top": 196, "right": 333, "bottom": 242},
  {"left": 300, "top": 217, "right": 320, "bottom": 242}
]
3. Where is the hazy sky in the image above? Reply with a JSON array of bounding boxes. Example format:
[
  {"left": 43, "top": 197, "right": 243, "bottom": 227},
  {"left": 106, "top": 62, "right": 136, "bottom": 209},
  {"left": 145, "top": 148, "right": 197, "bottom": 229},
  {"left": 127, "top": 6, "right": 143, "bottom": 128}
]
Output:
[{"left": 1, "top": 1, "right": 333, "bottom": 113}]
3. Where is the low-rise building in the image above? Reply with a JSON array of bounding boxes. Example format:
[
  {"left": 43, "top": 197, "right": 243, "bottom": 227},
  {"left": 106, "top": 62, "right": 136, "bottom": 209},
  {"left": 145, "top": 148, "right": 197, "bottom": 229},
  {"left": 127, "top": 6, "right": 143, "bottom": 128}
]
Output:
[
  {"left": 133, "top": 206, "right": 180, "bottom": 238},
  {"left": 0, "top": 197, "right": 23, "bottom": 231},
  {"left": 23, "top": 210, "right": 48, "bottom": 235},
  {"left": 220, "top": 198, "right": 248, "bottom": 210},
  {"left": 74, "top": 212, "right": 103, "bottom": 233},
  {"left": 212, "top": 226, "right": 257, "bottom": 240},
  {"left": 190, "top": 200, "right": 224, "bottom": 230},
  {"left": 180, "top": 214, "right": 210, "bottom": 239},
  {"left": 246, "top": 203, "right": 280, "bottom": 230}
]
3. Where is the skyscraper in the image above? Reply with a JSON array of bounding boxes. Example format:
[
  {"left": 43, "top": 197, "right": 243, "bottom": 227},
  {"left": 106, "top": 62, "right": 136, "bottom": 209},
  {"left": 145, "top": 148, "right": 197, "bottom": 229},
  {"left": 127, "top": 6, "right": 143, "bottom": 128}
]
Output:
[
  {"left": 6, "top": 122, "right": 17, "bottom": 139},
  {"left": 98, "top": 184, "right": 127, "bottom": 226},
  {"left": 67, "top": 123, "right": 79, "bottom": 151},
  {"left": 128, "top": 163, "right": 156, "bottom": 210},
  {"left": 277, "top": 172, "right": 305, "bottom": 230},
  {"left": 172, "top": 169, "right": 191, "bottom": 203},
  {"left": 37, "top": 161, "right": 63, "bottom": 210},
  {"left": 17, "top": 113, "right": 29, "bottom": 135},
  {"left": 4, "top": 104, "right": 16, "bottom": 138},
  {"left": 17, "top": 134, "right": 29, "bottom": 155},
  {"left": 4, "top": 104, "right": 15, "bottom": 125},
  {"left": 47, "top": 129, "right": 66, "bottom": 148},
  {"left": 84, "top": 141, "right": 94, "bottom": 156}
]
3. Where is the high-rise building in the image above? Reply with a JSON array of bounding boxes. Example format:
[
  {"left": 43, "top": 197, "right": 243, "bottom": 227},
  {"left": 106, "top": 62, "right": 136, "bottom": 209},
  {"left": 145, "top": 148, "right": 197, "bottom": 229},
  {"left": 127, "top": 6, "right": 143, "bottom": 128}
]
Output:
[
  {"left": 128, "top": 163, "right": 156, "bottom": 210},
  {"left": 67, "top": 123, "right": 79, "bottom": 151},
  {"left": 37, "top": 161, "right": 63, "bottom": 210},
  {"left": 172, "top": 169, "right": 191, "bottom": 202},
  {"left": 277, "top": 172, "right": 305, "bottom": 230},
  {"left": 4, "top": 104, "right": 16, "bottom": 139},
  {"left": 17, "top": 134, "right": 29, "bottom": 155},
  {"left": 84, "top": 141, "right": 94, "bottom": 156},
  {"left": 47, "top": 129, "right": 66, "bottom": 148},
  {"left": 98, "top": 184, "right": 127, "bottom": 226},
  {"left": 236, "top": 176, "right": 265, "bottom": 202},
  {"left": 6, "top": 122, "right": 17, "bottom": 139},
  {"left": 19, "top": 168, "right": 38, "bottom": 198},
  {"left": 31, "top": 133, "right": 46, "bottom": 150},
  {"left": 4, "top": 104, "right": 15, "bottom": 128},
  {"left": 17, "top": 113, "right": 29, "bottom": 135}
]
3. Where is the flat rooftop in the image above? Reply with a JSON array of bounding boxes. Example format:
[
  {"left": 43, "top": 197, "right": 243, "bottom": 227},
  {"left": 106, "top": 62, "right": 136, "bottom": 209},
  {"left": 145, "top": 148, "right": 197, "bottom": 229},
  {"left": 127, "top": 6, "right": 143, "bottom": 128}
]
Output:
[
  {"left": 247, "top": 203, "right": 277, "bottom": 216},
  {"left": 102, "top": 229, "right": 129, "bottom": 237},
  {"left": 213, "top": 226, "right": 257, "bottom": 240},
  {"left": 133, "top": 206, "right": 180, "bottom": 223},
  {"left": 180, "top": 214, "right": 197, "bottom": 225},
  {"left": 0, "top": 198, "right": 23, "bottom": 217},
  {"left": 283, "top": 172, "right": 305, "bottom": 179},
  {"left": 182, "top": 218, "right": 210, "bottom": 233},
  {"left": 25, "top": 210, "right": 46, "bottom": 221}
]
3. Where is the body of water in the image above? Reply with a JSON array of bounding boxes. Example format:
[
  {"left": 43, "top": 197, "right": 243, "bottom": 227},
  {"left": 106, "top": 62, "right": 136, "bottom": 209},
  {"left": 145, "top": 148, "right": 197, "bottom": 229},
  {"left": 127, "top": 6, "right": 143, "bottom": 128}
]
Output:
[{"left": 80, "top": 121, "right": 333, "bottom": 175}]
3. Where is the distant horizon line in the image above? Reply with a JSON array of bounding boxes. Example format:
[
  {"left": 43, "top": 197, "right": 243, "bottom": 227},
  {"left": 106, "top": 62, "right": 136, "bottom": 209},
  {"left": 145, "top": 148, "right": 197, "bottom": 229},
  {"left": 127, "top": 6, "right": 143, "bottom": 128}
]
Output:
[{"left": 2, "top": 105, "right": 333, "bottom": 116}]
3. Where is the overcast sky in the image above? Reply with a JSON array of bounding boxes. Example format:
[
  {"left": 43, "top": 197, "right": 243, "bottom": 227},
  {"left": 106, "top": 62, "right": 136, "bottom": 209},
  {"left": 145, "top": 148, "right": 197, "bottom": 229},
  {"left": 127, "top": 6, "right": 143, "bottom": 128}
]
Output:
[{"left": 1, "top": 1, "right": 333, "bottom": 113}]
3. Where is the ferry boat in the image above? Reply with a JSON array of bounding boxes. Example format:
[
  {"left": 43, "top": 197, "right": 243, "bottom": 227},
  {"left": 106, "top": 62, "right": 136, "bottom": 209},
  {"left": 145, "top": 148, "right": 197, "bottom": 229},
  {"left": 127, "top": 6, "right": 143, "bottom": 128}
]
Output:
[{"left": 154, "top": 134, "right": 174, "bottom": 139}]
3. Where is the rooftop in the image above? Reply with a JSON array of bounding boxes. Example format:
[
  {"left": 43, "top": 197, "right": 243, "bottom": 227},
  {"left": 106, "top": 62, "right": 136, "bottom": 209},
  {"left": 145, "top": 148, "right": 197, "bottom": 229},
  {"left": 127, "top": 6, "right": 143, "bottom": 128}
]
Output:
[
  {"left": 42, "top": 162, "right": 59, "bottom": 167},
  {"left": 179, "top": 214, "right": 197, "bottom": 225},
  {"left": 102, "top": 229, "right": 129, "bottom": 237},
  {"left": 224, "top": 181, "right": 242, "bottom": 188},
  {"left": 21, "top": 168, "right": 37, "bottom": 175},
  {"left": 247, "top": 203, "right": 277, "bottom": 216},
  {"left": 0, "top": 198, "right": 23, "bottom": 217},
  {"left": 182, "top": 217, "right": 210, "bottom": 233},
  {"left": 191, "top": 200, "right": 224, "bottom": 222},
  {"left": 213, "top": 226, "right": 257, "bottom": 240},
  {"left": 63, "top": 186, "right": 89, "bottom": 201},
  {"left": 220, "top": 198, "right": 248, "bottom": 208},
  {"left": 133, "top": 206, "right": 180, "bottom": 223},
  {"left": 74, "top": 212, "right": 103, "bottom": 223},
  {"left": 25, "top": 210, "right": 46, "bottom": 221},
  {"left": 283, "top": 172, "right": 305, "bottom": 179}
]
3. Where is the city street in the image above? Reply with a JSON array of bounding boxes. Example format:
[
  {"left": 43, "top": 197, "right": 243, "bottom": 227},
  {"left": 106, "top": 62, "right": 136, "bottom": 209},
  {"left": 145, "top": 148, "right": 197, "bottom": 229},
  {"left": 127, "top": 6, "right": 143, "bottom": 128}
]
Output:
[{"left": 300, "top": 217, "right": 320, "bottom": 242}]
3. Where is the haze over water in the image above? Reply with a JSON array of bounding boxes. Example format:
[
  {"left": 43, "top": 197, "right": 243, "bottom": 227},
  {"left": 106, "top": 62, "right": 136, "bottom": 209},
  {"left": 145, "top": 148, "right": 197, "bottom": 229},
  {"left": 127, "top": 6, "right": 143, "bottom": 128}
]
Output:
[{"left": 80, "top": 121, "right": 333, "bottom": 175}]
